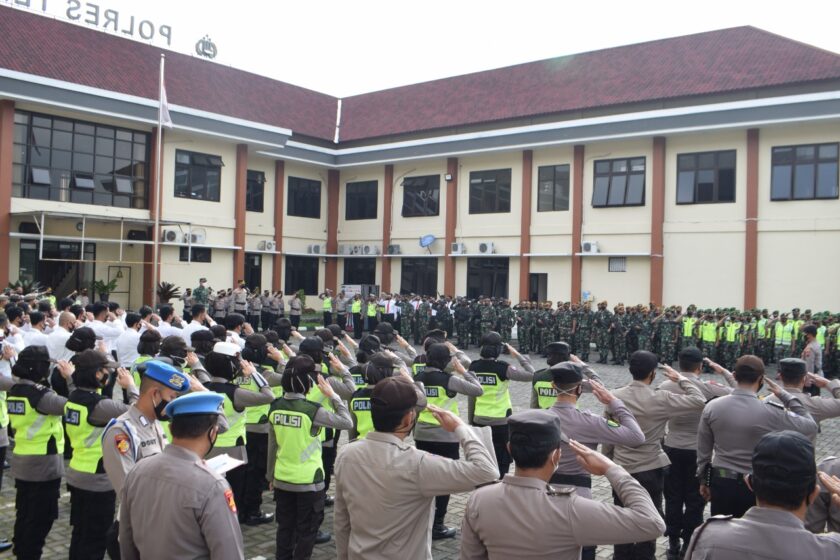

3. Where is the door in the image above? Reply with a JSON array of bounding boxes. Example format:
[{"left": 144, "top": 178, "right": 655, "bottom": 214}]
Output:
[
  {"left": 529, "top": 273, "right": 547, "bottom": 302},
  {"left": 244, "top": 253, "right": 262, "bottom": 291}
]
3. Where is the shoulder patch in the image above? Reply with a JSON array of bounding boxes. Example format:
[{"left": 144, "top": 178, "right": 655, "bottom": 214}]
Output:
[
  {"left": 114, "top": 433, "right": 130, "bottom": 455},
  {"left": 765, "top": 400, "right": 785, "bottom": 410},
  {"left": 607, "top": 419, "right": 620, "bottom": 428},
  {"left": 546, "top": 484, "right": 575, "bottom": 496},
  {"left": 224, "top": 488, "right": 237, "bottom": 514}
]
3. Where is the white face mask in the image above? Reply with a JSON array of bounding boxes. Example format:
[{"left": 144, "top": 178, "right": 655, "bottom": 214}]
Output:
[{"left": 551, "top": 449, "right": 561, "bottom": 471}]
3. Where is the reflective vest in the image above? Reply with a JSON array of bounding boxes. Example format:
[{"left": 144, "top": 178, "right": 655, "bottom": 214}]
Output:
[
  {"left": 469, "top": 359, "right": 512, "bottom": 419},
  {"left": 532, "top": 369, "right": 556, "bottom": 409},
  {"left": 793, "top": 320, "right": 804, "bottom": 339},
  {"left": 131, "top": 355, "right": 154, "bottom": 387},
  {"left": 366, "top": 304, "right": 377, "bottom": 317},
  {"left": 411, "top": 358, "right": 426, "bottom": 378},
  {"left": 351, "top": 300, "right": 362, "bottom": 314},
  {"left": 8, "top": 384, "right": 64, "bottom": 456},
  {"left": 348, "top": 365, "right": 367, "bottom": 390},
  {"left": 306, "top": 363, "right": 334, "bottom": 442},
  {"left": 64, "top": 389, "right": 107, "bottom": 474},
  {"left": 0, "top": 391, "right": 8, "bottom": 431},
  {"left": 682, "top": 318, "right": 697, "bottom": 338},
  {"left": 322, "top": 297, "right": 332, "bottom": 312},
  {"left": 238, "top": 361, "right": 284, "bottom": 425},
  {"left": 775, "top": 322, "right": 794, "bottom": 345},
  {"left": 700, "top": 322, "right": 718, "bottom": 343},
  {"left": 725, "top": 322, "right": 741, "bottom": 343},
  {"left": 817, "top": 326, "right": 827, "bottom": 347},
  {"left": 350, "top": 387, "right": 374, "bottom": 439},
  {"left": 414, "top": 368, "right": 458, "bottom": 425},
  {"left": 206, "top": 382, "right": 247, "bottom": 447},
  {"left": 757, "top": 319, "right": 768, "bottom": 338},
  {"left": 269, "top": 397, "right": 323, "bottom": 484}
]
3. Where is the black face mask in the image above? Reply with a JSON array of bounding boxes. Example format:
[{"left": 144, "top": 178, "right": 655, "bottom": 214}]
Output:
[
  {"left": 206, "top": 426, "right": 218, "bottom": 457},
  {"left": 152, "top": 393, "right": 169, "bottom": 421},
  {"left": 171, "top": 354, "right": 187, "bottom": 369}
]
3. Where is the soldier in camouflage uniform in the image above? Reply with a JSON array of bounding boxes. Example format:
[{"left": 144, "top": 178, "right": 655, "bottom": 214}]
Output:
[
  {"left": 680, "top": 305, "right": 699, "bottom": 351},
  {"left": 556, "top": 302, "right": 574, "bottom": 351},
  {"left": 609, "top": 304, "right": 627, "bottom": 365},
  {"left": 720, "top": 312, "right": 743, "bottom": 370},
  {"left": 497, "top": 299, "right": 514, "bottom": 347},
  {"left": 454, "top": 299, "right": 471, "bottom": 349},
  {"left": 478, "top": 298, "right": 497, "bottom": 340},
  {"left": 656, "top": 308, "right": 679, "bottom": 365},
  {"left": 399, "top": 297, "right": 415, "bottom": 339},
  {"left": 514, "top": 302, "right": 529, "bottom": 354},
  {"left": 470, "top": 299, "right": 482, "bottom": 346},
  {"left": 436, "top": 300, "right": 452, "bottom": 339},
  {"left": 635, "top": 306, "right": 654, "bottom": 353},
  {"left": 573, "top": 301, "right": 594, "bottom": 361},
  {"left": 593, "top": 301, "right": 612, "bottom": 363},
  {"left": 415, "top": 297, "right": 432, "bottom": 345}
]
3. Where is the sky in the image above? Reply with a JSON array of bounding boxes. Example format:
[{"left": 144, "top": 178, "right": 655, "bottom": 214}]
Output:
[{"left": 6, "top": 0, "right": 840, "bottom": 97}]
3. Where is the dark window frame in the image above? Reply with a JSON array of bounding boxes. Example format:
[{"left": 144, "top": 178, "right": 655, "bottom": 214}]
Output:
[
  {"left": 676, "top": 150, "right": 737, "bottom": 205},
  {"left": 400, "top": 257, "right": 438, "bottom": 296},
  {"left": 401, "top": 175, "right": 441, "bottom": 217},
  {"left": 179, "top": 247, "right": 212, "bottom": 263},
  {"left": 608, "top": 257, "right": 627, "bottom": 272},
  {"left": 466, "top": 257, "right": 509, "bottom": 299},
  {"left": 246, "top": 170, "right": 265, "bottom": 213},
  {"left": 469, "top": 169, "right": 512, "bottom": 214},
  {"left": 284, "top": 255, "right": 319, "bottom": 294},
  {"left": 345, "top": 180, "right": 378, "bottom": 220},
  {"left": 174, "top": 149, "right": 223, "bottom": 202},
  {"left": 287, "top": 176, "right": 322, "bottom": 219},
  {"left": 592, "top": 157, "right": 646, "bottom": 208},
  {"left": 343, "top": 258, "right": 377, "bottom": 285},
  {"left": 770, "top": 143, "right": 839, "bottom": 201},
  {"left": 537, "top": 164, "right": 570, "bottom": 212}
]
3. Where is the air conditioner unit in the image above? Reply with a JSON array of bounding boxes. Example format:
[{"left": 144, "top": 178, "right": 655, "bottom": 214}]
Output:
[
  {"left": 581, "top": 241, "right": 600, "bottom": 254},
  {"left": 265, "top": 240, "right": 276, "bottom": 252},
  {"left": 360, "top": 244, "right": 379, "bottom": 256},
  {"left": 307, "top": 244, "right": 325, "bottom": 255},
  {"left": 387, "top": 244, "right": 402, "bottom": 255},
  {"left": 478, "top": 241, "right": 495, "bottom": 254},
  {"left": 161, "top": 228, "right": 180, "bottom": 243},
  {"left": 257, "top": 240, "right": 267, "bottom": 250},
  {"left": 451, "top": 242, "right": 466, "bottom": 255},
  {"left": 186, "top": 230, "right": 206, "bottom": 244},
  {"left": 338, "top": 245, "right": 352, "bottom": 256}
]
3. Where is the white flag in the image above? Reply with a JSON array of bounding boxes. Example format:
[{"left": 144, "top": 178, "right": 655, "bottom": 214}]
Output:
[{"left": 159, "top": 81, "right": 173, "bottom": 129}]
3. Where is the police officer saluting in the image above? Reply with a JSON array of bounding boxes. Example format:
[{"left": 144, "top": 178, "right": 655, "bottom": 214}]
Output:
[
  {"left": 119, "top": 392, "right": 244, "bottom": 560},
  {"left": 530, "top": 342, "right": 576, "bottom": 409},
  {"left": 765, "top": 357, "right": 840, "bottom": 440},
  {"left": 697, "top": 355, "right": 818, "bottom": 518},
  {"left": 460, "top": 409, "right": 665, "bottom": 559}
]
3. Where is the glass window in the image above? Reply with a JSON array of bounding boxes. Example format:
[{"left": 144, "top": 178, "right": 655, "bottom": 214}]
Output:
[
  {"left": 179, "top": 247, "right": 212, "bottom": 263},
  {"left": 469, "top": 169, "right": 512, "bottom": 214},
  {"left": 174, "top": 150, "right": 223, "bottom": 202},
  {"left": 287, "top": 176, "right": 321, "bottom": 218},
  {"left": 771, "top": 143, "right": 839, "bottom": 201},
  {"left": 466, "top": 258, "right": 509, "bottom": 298},
  {"left": 402, "top": 175, "right": 440, "bottom": 217},
  {"left": 343, "top": 258, "right": 376, "bottom": 285},
  {"left": 246, "top": 170, "right": 265, "bottom": 213},
  {"left": 400, "top": 258, "right": 438, "bottom": 296},
  {"left": 674, "top": 150, "right": 736, "bottom": 204},
  {"left": 608, "top": 257, "right": 627, "bottom": 272},
  {"left": 285, "top": 256, "right": 319, "bottom": 294},
  {"left": 537, "top": 164, "right": 570, "bottom": 212},
  {"left": 345, "top": 180, "right": 378, "bottom": 220},
  {"left": 592, "top": 157, "right": 646, "bottom": 207}
]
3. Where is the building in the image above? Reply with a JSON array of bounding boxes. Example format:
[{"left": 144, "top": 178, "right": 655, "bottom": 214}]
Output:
[{"left": 1, "top": 7, "right": 839, "bottom": 310}]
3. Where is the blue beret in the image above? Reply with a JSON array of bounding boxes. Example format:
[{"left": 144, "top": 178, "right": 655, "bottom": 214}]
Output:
[
  {"left": 163, "top": 392, "right": 224, "bottom": 418},
  {"left": 143, "top": 360, "right": 191, "bottom": 392}
]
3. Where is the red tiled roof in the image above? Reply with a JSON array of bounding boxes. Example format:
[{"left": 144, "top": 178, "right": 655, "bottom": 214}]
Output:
[
  {"left": 0, "top": 7, "right": 338, "bottom": 140},
  {"left": 339, "top": 26, "right": 840, "bottom": 141}
]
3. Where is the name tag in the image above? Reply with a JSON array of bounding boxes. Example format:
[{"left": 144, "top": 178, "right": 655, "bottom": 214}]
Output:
[
  {"left": 352, "top": 375, "right": 365, "bottom": 386},
  {"left": 65, "top": 409, "right": 81, "bottom": 425},
  {"left": 476, "top": 375, "right": 498, "bottom": 386},
  {"left": 352, "top": 400, "right": 371, "bottom": 411},
  {"left": 425, "top": 387, "right": 440, "bottom": 398},
  {"left": 7, "top": 401, "right": 25, "bottom": 415},
  {"left": 538, "top": 387, "right": 557, "bottom": 397},
  {"left": 272, "top": 412, "right": 302, "bottom": 428}
]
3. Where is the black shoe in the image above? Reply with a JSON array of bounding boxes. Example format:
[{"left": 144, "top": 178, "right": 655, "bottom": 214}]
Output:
[
  {"left": 0, "top": 539, "right": 10, "bottom": 553},
  {"left": 432, "top": 524, "right": 456, "bottom": 540},
  {"left": 324, "top": 495, "right": 335, "bottom": 507},
  {"left": 244, "top": 511, "right": 274, "bottom": 526},
  {"left": 314, "top": 530, "right": 332, "bottom": 544}
]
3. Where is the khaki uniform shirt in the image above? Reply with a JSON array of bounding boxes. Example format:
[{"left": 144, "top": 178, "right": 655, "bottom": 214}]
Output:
[
  {"left": 334, "top": 426, "right": 498, "bottom": 560},
  {"left": 696, "top": 388, "right": 818, "bottom": 477},
  {"left": 685, "top": 507, "right": 840, "bottom": 560},
  {"left": 765, "top": 380, "right": 840, "bottom": 437},
  {"left": 119, "top": 444, "right": 244, "bottom": 560},
  {"left": 460, "top": 466, "right": 666, "bottom": 559},
  {"left": 806, "top": 456, "right": 840, "bottom": 534},
  {"left": 605, "top": 379, "right": 705, "bottom": 473},
  {"left": 102, "top": 406, "right": 168, "bottom": 496},
  {"left": 659, "top": 371, "right": 736, "bottom": 450}
]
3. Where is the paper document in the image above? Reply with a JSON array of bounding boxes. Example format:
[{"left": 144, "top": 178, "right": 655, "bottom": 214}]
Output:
[{"left": 206, "top": 453, "right": 245, "bottom": 475}]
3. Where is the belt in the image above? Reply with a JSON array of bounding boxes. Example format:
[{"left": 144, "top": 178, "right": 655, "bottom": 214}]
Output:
[
  {"left": 711, "top": 467, "right": 746, "bottom": 481},
  {"left": 550, "top": 473, "right": 591, "bottom": 488}
]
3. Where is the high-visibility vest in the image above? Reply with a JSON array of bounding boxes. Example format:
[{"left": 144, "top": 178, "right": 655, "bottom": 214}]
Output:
[
  {"left": 725, "top": 322, "right": 741, "bottom": 343},
  {"left": 322, "top": 297, "right": 332, "bottom": 311},
  {"left": 238, "top": 363, "right": 284, "bottom": 425},
  {"left": 131, "top": 355, "right": 154, "bottom": 387},
  {"left": 0, "top": 391, "right": 8, "bottom": 431},
  {"left": 64, "top": 390, "right": 107, "bottom": 474},
  {"left": 700, "top": 322, "right": 718, "bottom": 343},
  {"left": 817, "top": 326, "right": 827, "bottom": 347},
  {"left": 366, "top": 304, "right": 377, "bottom": 317},
  {"left": 205, "top": 382, "right": 247, "bottom": 447},
  {"left": 348, "top": 365, "right": 367, "bottom": 390},
  {"left": 350, "top": 387, "right": 374, "bottom": 439},
  {"left": 351, "top": 300, "right": 362, "bottom": 314},
  {"left": 469, "top": 359, "right": 512, "bottom": 419},
  {"left": 531, "top": 370, "right": 556, "bottom": 409},
  {"left": 8, "top": 384, "right": 64, "bottom": 456},
  {"left": 682, "top": 318, "right": 697, "bottom": 338},
  {"left": 757, "top": 319, "right": 768, "bottom": 338},
  {"left": 775, "top": 322, "right": 794, "bottom": 345},
  {"left": 268, "top": 397, "right": 323, "bottom": 484},
  {"left": 414, "top": 368, "right": 458, "bottom": 425}
]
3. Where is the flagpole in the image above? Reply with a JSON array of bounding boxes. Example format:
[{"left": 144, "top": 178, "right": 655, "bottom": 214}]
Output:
[{"left": 152, "top": 53, "right": 165, "bottom": 308}]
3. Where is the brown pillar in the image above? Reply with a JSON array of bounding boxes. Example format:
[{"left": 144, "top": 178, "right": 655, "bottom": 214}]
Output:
[
  {"left": 325, "top": 169, "right": 340, "bottom": 291},
  {"left": 518, "top": 150, "right": 533, "bottom": 301},
  {"left": 744, "top": 128, "right": 759, "bottom": 309},
  {"left": 272, "top": 159, "right": 285, "bottom": 292},
  {"left": 650, "top": 136, "right": 666, "bottom": 306},
  {"left": 233, "top": 144, "right": 248, "bottom": 285},
  {"left": 381, "top": 164, "right": 394, "bottom": 293},
  {"left": 143, "top": 126, "right": 162, "bottom": 305},
  {"left": 571, "top": 145, "right": 584, "bottom": 303},
  {"left": 0, "top": 101, "right": 14, "bottom": 287},
  {"left": 443, "top": 158, "right": 458, "bottom": 295}
]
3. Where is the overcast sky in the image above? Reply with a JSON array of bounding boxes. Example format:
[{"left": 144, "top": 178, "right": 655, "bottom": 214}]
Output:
[{"left": 11, "top": 0, "right": 840, "bottom": 97}]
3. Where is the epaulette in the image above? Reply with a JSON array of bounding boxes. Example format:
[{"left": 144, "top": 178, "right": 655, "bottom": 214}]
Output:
[
  {"left": 765, "top": 399, "right": 785, "bottom": 410},
  {"left": 475, "top": 479, "right": 501, "bottom": 489},
  {"left": 546, "top": 484, "right": 575, "bottom": 496}
]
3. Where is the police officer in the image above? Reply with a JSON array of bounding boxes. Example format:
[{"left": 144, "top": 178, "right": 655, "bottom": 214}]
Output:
[
  {"left": 764, "top": 357, "right": 840, "bottom": 441},
  {"left": 806, "top": 455, "right": 840, "bottom": 533},
  {"left": 697, "top": 355, "right": 818, "bottom": 518},
  {"left": 460, "top": 409, "right": 665, "bottom": 559},
  {"left": 267, "top": 354, "right": 353, "bottom": 558},
  {"left": 530, "top": 341, "right": 573, "bottom": 409},
  {"left": 413, "top": 342, "right": 484, "bottom": 539},
  {"left": 119, "top": 392, "right": 244, "bottom": 560},
  {"left": 4, "top": 347, "right": 74, "bottom": 559},
  {"left": 658, "top": 347, "right": 735, "bottom": 559},
  {"left": 468, "top": 331, "right": 535, "bottom": 477},
  {"left": 65, "top": 350, "right": 138, "bottom": 559},
  {"left": 319, "top": 289, "right": 335, "bottom": 327},
  {"left": 685, "top": 431, "right": 840, "bottom": 559}
]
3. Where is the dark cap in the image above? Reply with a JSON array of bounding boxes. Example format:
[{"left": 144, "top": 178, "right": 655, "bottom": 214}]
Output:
[
  {"left": 17, "top": 345, "right": 50, "bottom": 366},
  {"left": 358, "top": 334, "right": 381, "bottom": 355},
  {"left": 629, "top": 350, "right": 659, "bottom": 374},
  {"left": 734, "top": 355, "right": 765, "bottom": 377},
  {"left": 508, "top": 409, "right": 566, "bottom": 447},
  {"left": 752, "top": 431, "right": 815, "bottom": 489},
  {"left": 545, "top": 341, "right": 570, "bottom": 357},
  {"left": 424, "top": 329, "right": 446, "bottom": 342},
  {"left": 678, "top": 346, "right": 704, "bottom": 364},
  {"left": 426, "top": 343, "right": 451, "bottom": 366},
  {"left": 160, "top": 335, "right": 193, "bottom": 355},
  {"left": 550, "top": 361, "right": 584, "bottom": 385},
  {"left": 371, "top": 376, "right": 418, "bottom": 412},
  {"left": 69, "top": 326, "right": 101, "bottom": 344},
  {"left": 327, "top": 324, "right": 343, "bottom": 339},
  {"left": 190, "top": 329, "right": 216, "bottom": 344},
  {"left": 245, "top": 334, "right": 267, "bottom": 348},
  {"left": 779, "top": 358, "right": 807, "bottom": 377},
  {"left": 71, "top": 349, "right": 117, "bottom": 370},
  {"left": 299, "top": 337, "right": 324, "bottom": 354},
  {"left": 802, "top": 325, "right": 817, "bottom": 337}
]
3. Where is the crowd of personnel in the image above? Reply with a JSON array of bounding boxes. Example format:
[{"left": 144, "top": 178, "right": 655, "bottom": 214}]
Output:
[{"left": 0, "top": 280, "right": 838, "bottom": 559}]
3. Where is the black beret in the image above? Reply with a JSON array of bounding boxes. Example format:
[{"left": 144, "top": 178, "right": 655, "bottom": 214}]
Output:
[
  {"left": 752, "top": 431, "right": 815, "bottom": 490},
  {"left": 508, "top": 410, "right": 566, "bottom": 447},
  {"left": 678, "top": 346, "right": 704, "bottom": 363},
  {"left": 779, "top": 358, "right": 807, "bottom": 377},
  {"left": 545, "top": 342, "right": 570, "bottom": 356}
]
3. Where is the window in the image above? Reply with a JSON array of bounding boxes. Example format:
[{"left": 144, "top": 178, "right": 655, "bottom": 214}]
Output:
[
  {"left": 287, "top": 176, "right": 321, "bottom": 218},
  {"left": 12, "top": 111, "right": 149, "bottom": 208},
  {"left": 246, "top": 170, "right": 265, "bottom": 212},
  {"left": 344, "top": 258, "right": 376, "bottom": 285},
  {"left": 174, "top": 150, "right": 223, "bottom": 202},
  {"left": 285, "top": 256, "right": 319, "bottom": 294},
  {"left": 529, "top": 273, "right": 547, "bottom": 301},
  {"left": 608, "top": 257, "right": 627, "bottom": 272},
  {"left": 402, "top": 175, "right": 440, "bottom": 217},
  {"left": 179, "top": 247, "right": 212, "bottom": 263},
  {"left": 771, "top": 143, "right": 839, "bottom": 201},
  {"left": 592, "top": 158, "right": 646, "bottom": 207},
  {"left": 346, "top": 180, "right": 378, "bottom": 220},
  {"left": 469, "top": 169, "right": 511, "bottom": 214},
  {"left": 537, "top": 165, "right": 570, "bottom": 211},
  {"left": 676, "top": 150, "right": 736, "bottom": 204},
  {"left": 400, "top": 258, "right": 438, "bottom": 296},
  {"left": 466, "top": 258, "right": 509, "bottom": 299}
]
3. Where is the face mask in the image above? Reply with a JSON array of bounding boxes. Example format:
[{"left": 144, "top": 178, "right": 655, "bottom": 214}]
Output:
[
  {"left": 206, "top": 426, "right": 218, "bottom": 457},
  {"left": 98, "top": 369, "right": 110, "bottom": 389},
  {"left": 551, "top": 449, "right": 561, "bottom": 471},
  {"left": 152, "top": 392, "right": 169, "bottom": 421},
  {"left": 171, "top": 354, "right": 187, "bottom": 369}
]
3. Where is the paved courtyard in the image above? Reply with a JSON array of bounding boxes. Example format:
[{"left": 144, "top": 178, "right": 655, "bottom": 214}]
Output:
[{"left": 2, "top": 347, "right": 838, "bottom": 559}]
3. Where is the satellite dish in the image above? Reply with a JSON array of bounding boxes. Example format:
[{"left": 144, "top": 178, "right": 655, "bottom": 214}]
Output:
[{"left": 419, "top": 234, "right": 436, "bottom": 254}]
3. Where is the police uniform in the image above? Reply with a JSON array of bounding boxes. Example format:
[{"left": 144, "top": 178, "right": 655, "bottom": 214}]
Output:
[
  {"left": 696, "top": 356, "right": 818, "bottom": 518},
  {"left": 686, "top": 431, "right": 840, "bottom": 560},
  {"left": 806, "top": 455, "right": 840, "bottom": 533},
  {"left": 119, "top": 392, "right": 244, "bottom": 560},
  {"left": 460, "top": 409, "right": 665, "bottom": 560},
  {"left": 765, "top": 358, "right": 840, "bottom": 441}
]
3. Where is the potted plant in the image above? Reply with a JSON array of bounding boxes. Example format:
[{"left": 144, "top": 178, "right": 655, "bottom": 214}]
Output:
[
  {"left": 157, "top": 282, "right": 182, "bottom": 305},
  {"left": 8, "top": 279, "right": 44, "bottom": 295},
  {"left": 91, "top": 279, "right": 118, "bottom": 302}
]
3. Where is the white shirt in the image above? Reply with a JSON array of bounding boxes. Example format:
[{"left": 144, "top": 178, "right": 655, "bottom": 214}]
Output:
[
  {"left": 46, "top": 326, "right": 74, "bottom": 362},
  {"left": 91, "top": 319, "right": 124, "bottom": 353},
  {"left": 115, "top": 328, "right": 141, "bottom": 368},
  {"left": 227, "top": 330, "right": 245, "bottom": 350},
  {"left": 23, "top": 328, "right": 49, "bottom": 348},
  {"left": 181, "top": 320, "right": 209, "bottom": 346},
  {"left": 157, "top": 321, "right": 183, "bottom": 340}
]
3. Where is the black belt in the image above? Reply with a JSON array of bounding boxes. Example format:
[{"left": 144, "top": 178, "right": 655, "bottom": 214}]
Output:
[
  {"left": 711, "top": 467, "right": 746, "bottom": 481},
  {"left": 550, "top": 473, "right": 591, "bottom": 488}
]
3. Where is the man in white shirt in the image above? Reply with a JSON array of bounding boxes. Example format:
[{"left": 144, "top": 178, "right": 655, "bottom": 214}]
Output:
[
  {"left": 115, "top": 313, "right": 144, "bottom": 368},
  {"left": 157, "top": 305, "right": 184, "bottom": 339},
  {"left": 181, "top": 303, "right": 214, "bottom": 345},
  {"left": 22, "top": 311, "right": 49, "bottom": 347},
  {"left": 89, "top": 302, "right": 124, "bottom": 354},
  {"left": 46, "top": 311, "right": 76, "bottom": 363}
]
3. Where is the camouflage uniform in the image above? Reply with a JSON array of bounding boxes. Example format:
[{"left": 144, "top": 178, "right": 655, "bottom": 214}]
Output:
[
  {"left": 574, "top": 305, "right": 594, "bottom": 361},
  {"left": 415, "top": 300, "right": 431, "bottom": 344},
  {"left": 497, "top": 303, "right": 514, "bottom": 345},
  {"left": 636, "top": 311, "right": 654, "bottom": 353},
  {"left": 556, "top": 305, "right": 574, "bottom": 349},
  {"left": 657, "top": 314, "right": 679, "bottom": 365},
  {"left": 479, "top": 301, "right": 497, "bottom": 340},
  {"left": 469, "top": 301, "right": 482, "bottom": 346},
  {"left": 609, "top": 307, "right": 627, "bottom": 364},
  {"left": 436, "top": 303, "right": 452, "bottom": 338},
  {"left": 399, "top": 300, "right": 415, "bottom": 338},
  {"left": 594, "top": 304, "right": 612, "bottom": 364},
  {"left": 721, "top": 318, "right": 743, "bottom": 370},
  {"left": 454, "top": 302, "right": 471, "bottom": 349}
]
